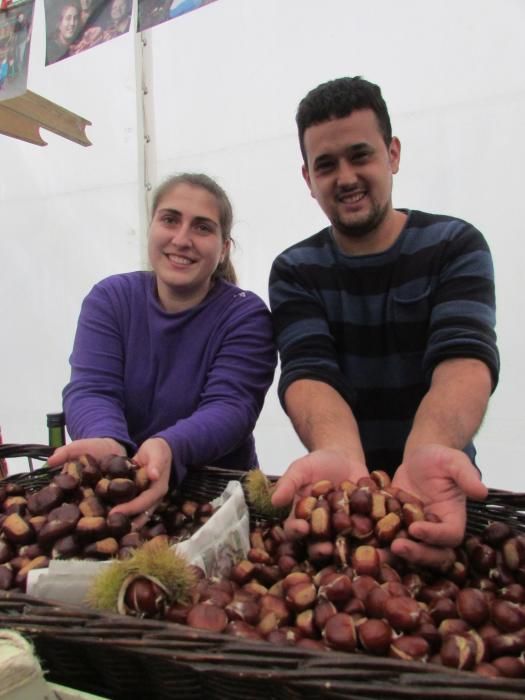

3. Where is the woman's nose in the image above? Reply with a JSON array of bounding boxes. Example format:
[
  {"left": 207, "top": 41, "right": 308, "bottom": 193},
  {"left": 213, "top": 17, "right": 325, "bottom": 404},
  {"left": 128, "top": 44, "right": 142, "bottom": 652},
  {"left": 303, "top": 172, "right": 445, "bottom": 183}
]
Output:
[{"left": 170, "top": 224, "right": 192, "bottom": 246}]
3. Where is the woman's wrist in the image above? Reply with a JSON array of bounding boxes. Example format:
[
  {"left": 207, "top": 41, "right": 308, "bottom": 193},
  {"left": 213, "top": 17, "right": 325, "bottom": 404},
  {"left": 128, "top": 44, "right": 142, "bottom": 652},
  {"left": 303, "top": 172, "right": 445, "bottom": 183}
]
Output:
[{"left": 102, "top": 437, "right": 128, "bottom": 456}]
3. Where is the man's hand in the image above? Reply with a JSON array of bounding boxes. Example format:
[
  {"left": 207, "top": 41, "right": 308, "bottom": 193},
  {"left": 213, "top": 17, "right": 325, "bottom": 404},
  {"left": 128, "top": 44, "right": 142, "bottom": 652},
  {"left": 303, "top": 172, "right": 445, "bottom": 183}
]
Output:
[
  {"left": 391, "top": 444, "right": 488, "bottom": 571},
  {"left": 110, "top": 437, "right": 172, "bottom": 518},
  {"left": 271, "top": 448, "right": 369, "bottom": 538},
  {"left": 47, "top": 437, "right": 126, "bottom": 467}
]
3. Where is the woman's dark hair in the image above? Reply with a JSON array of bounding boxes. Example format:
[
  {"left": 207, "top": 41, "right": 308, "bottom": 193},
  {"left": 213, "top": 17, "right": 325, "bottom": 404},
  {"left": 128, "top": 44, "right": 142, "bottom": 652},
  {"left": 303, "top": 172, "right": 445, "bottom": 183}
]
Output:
[
  {"left": 151, "top": 173, "right": 237, "bottom": 284},
  {"left": 296, "top": 76, "right": 392, "bottom": 163}
]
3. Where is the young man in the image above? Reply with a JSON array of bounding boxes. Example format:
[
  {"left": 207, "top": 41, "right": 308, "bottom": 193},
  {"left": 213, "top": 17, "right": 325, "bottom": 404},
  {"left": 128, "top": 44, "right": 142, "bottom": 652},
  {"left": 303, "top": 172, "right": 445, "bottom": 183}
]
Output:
[{"left": 269, "top": 77, "right": 499, "bottom": 570}]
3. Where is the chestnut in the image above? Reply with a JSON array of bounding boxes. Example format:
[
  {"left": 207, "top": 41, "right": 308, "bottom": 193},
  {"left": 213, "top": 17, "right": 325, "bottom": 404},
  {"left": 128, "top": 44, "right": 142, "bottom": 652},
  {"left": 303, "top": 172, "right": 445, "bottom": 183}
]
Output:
[
  {"left": 383, "top": 596, "right": 421, "bottom": 632},
  {"left": 375, "top": 512, "right": 401, "bottom": 544},
  {"left": 310, "top": 507, "right": 331, "bottom": 539},
  {"left": 123, "top": 576, "right": 169, "bottom": 617},
  {"left": 0, "top": 539, "right": 14, "bottom": 564},
  {"left": 106, "top": 512, "right": 131, "bottom": 539},
  {"left": 310, "top": 480, "right": 334, "bottom": 497},
  {"left": 26, "top": 484, "right": 64, "bottom": 515},
  {"left": 84, "top": 537, "right": 119, "bottom": 558},
  {"left": 349, "top": 488, "right": 372, "bottom": 515},
  {"left": 225, "top": 597, "right": 260, "bottom": 625},
  {"left": 2, "top": 513, "right": 34, "bottom": 545},
  {"left": 313, "top": 600, "right": 338, "bottom": 630},
  {"left": 482, "top": 521, "right": 512, "bottom": 547},
  {"left": 79, "top": 496, "right": 107, "bottom": 518},
  {"left": 491, "top": 656, "right": 525, "bottom": 678},
  {"left": 456, "top": 587, "right": 489, "bottom": 627},
  {"left": 0, "top": 564, "right": 14, "bottom": 590},
  {"left": 370, "top": 470, "right": 391, "bottom": 489},
  {"left": 318, "top": 573, "right": 353, "bottom": 604},
  {"left": 259, "top": 594, "right": 290, "bottom": 624},
  {"left": 15, "top": 555, "right": 49, "bottom": 590},
  {"left": 294, "top": 496, "right": 317, "bottom": 521},
  {"left": 266, "top": 627, "right": 303, "bottom": 646},
  {"left": 106, "top": 478, "right": 137, "bottom": 505},
  {"left": 296, "top": 609, "right": 317, "bottom": 638},
  {"left": 358, "top": 618, "right": 392, "bottom": 655},
  {"left": 225, "top": 621, "right": 262, "bottom": 642},
  {"left": 52, "top": 472, "right": 80, "bottom": 494},
  {"left": 389, "top": 634, "right": 429, "bottom": 661},
  {"left": 101, "top": 455, "right": 131, "bottom": 479},
  {"left": 487, "top": 632, "right": 525, "bottom": 659},
  {"left": 322, "top": 613, "right": 357, "bottom": 652},
  {"left": 491, "top": 599, "right": 525, "bottom": 633},
  {"left": 352, "top": 545, "right": 380, "bottom": 577},
  {"left": 76, "top": 516, "right": 107, "bottom": 542},
  {"left": 52, "top": 534, "right": 80, "bottom": 559},
  {"left": 285, "top": 582, "right": 317, "bottom": 612}
]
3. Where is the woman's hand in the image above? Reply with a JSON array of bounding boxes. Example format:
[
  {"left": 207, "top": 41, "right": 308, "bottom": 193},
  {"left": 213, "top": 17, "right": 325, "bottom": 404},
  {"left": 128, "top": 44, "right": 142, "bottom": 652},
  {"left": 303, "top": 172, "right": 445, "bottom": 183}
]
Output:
[
  {"left": 271, "top": 449, "right": 369, "bottom": 539},
  {"left": 391, "top": 444, "right": 488, "bottom": 571},
  {"left": 110, "top": 437, "right": 172, "bottom": 518},
  {"left": 47, "top": 437, "right": 126, "bottom": 467}
]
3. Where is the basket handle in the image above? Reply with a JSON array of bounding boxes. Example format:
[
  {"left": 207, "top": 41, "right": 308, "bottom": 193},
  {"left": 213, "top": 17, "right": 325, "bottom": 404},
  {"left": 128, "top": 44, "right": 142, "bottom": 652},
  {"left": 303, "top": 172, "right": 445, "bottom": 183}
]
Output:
[{"left": 0, "top": 443, "right": 54, "bottom": 461}]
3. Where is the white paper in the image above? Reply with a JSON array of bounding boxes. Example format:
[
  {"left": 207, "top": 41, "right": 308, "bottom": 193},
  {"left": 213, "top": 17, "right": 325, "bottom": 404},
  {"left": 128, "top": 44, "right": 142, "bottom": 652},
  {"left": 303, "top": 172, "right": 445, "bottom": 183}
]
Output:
[{"left": 26, "top": 480, "right": 250, "bottom": 606}]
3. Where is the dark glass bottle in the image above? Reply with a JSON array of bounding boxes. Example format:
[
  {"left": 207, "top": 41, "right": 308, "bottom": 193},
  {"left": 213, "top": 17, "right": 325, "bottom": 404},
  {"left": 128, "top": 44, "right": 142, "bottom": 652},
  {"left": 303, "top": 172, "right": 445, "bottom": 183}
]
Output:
[{"left": 47, "top": 412, "right": 66, "bottom": 448}]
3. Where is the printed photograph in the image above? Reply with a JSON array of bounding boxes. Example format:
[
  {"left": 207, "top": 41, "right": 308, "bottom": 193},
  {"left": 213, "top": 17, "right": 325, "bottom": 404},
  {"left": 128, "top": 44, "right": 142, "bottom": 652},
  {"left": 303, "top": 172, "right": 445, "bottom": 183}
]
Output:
[
  {"left": 45, "top": 0, "right": 132, "bottom": 66},
  {"left": 138, "top": 0, "right": 217, "bottom": 33},
  {"left": 0, "top": 0, "right": 34, "bottom": 100}
]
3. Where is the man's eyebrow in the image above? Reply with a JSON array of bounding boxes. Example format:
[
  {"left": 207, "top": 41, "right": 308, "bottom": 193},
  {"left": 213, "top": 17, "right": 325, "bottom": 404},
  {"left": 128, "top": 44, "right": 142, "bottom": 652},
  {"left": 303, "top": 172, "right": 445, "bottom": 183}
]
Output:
[
  {"left": 347, "top": 142, "right": 373, "bottom": 153},
  {"left": 313, "top": 142, "right": 373, "bottom": 165}
]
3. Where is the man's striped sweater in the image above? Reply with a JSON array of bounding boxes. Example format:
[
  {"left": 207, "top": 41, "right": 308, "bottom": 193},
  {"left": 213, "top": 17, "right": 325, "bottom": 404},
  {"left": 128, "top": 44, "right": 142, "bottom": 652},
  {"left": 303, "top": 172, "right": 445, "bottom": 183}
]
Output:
[{"left": 269, "top": 209, "right": 499, "bottom": 475}]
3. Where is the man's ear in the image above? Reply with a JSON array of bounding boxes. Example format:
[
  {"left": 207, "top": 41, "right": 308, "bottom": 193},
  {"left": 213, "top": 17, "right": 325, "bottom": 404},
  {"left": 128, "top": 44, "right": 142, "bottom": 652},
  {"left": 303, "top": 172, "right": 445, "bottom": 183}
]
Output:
[
  {"left": 302, "top": 163, "right": 315, "bottom": 198},
  {"left": 389, "top": 136, "right": 401, "bottom": 174}
]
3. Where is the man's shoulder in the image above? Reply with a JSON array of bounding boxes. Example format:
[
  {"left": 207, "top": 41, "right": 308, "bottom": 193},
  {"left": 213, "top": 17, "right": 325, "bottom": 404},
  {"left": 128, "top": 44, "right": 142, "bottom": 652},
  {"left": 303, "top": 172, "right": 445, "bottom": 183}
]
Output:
[
  {"left": 403, "top": 209, "right": 488, "bottom": 250},
  {"left": 273, "top": 227, "right": 332, "bottom": 263},
  {"left": 406, "top": 209, "right": 481, "bottom": 236}
]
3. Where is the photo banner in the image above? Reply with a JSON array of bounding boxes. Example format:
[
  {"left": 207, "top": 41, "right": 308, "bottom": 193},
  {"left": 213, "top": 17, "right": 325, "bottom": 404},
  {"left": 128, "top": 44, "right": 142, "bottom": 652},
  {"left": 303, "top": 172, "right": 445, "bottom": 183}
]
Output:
[
  {"left": 44, "top": 0, "right": 133, "bottom": 66},
  {"left": 0, "top": 0, "right": 34, "bottom": 101},
  {"left": 138, "top": 0, "right": 217, "bottom": 33}
]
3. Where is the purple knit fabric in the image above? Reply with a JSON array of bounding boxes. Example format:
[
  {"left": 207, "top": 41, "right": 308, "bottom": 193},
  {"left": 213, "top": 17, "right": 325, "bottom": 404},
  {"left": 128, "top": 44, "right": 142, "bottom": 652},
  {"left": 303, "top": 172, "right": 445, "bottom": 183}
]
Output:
[{"left": 63, "top": 272, "right": 277, "bottom": 484}]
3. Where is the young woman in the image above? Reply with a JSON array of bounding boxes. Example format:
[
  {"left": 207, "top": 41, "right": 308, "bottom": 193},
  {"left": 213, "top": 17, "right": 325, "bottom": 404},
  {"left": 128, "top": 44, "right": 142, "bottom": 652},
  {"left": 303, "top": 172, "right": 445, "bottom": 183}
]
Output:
[
  {"left": 46, "top": 0, "right": 81, "bottom": 65},
  {"left": 48, "top": 173, "right": 277, "bottom": 517}
]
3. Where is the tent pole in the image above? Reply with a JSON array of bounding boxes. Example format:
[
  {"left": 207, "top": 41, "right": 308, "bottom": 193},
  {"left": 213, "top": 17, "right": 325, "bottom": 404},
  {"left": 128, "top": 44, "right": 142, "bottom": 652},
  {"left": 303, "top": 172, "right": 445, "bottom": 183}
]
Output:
[{"left": 135, "top": 28, "right": 156, "bottom": 268}]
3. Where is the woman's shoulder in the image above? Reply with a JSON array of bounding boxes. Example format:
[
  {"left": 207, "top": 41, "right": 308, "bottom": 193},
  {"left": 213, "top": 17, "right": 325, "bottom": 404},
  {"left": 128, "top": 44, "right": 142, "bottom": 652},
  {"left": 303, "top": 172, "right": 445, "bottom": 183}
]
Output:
[
  {"left": 213, "top": 280, "right": 270, "bottom": 314},
  {"left": 90, "top": 271, "right": 153, "bottom": 300}
]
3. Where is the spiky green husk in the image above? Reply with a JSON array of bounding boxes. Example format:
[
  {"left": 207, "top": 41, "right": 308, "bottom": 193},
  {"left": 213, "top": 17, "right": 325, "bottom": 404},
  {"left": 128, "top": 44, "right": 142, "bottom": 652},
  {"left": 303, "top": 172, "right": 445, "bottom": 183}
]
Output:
[
  {"left": 85, "top": 540, "right": 197, "bottom": 612},
  {"left": 244, "top": 470, "right": 290, "bottom": 521},
  {"left": 85, "top": 560, "right": 129, "bottom": 612}
]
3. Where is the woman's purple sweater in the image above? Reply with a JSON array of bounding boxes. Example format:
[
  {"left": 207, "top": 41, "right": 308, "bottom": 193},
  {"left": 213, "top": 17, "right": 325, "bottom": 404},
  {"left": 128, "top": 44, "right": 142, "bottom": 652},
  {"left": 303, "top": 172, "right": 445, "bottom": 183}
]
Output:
[{"left": 63, "top": 272, "right": 277, "bottom": 484}]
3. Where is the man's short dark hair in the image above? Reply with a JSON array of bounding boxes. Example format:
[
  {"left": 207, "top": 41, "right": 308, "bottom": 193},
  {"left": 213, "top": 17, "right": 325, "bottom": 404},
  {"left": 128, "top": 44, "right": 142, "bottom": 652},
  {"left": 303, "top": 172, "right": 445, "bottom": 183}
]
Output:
[{"left": 296, "top": 76, "right": 392, "bottom": 163}]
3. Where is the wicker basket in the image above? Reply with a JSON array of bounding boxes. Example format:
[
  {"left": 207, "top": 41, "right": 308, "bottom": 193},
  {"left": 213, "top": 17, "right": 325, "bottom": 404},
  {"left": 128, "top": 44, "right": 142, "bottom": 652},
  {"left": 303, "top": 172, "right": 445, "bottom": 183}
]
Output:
[{"left": 0, "top": 445, "right": 525, "bottom": 700}]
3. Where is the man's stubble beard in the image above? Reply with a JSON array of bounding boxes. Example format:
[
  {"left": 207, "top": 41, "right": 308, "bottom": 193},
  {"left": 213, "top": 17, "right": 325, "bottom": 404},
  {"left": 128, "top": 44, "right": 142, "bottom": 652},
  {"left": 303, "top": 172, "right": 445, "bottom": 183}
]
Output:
[{"left": 332, "top": 200, "right": 390, "bottom": 240}]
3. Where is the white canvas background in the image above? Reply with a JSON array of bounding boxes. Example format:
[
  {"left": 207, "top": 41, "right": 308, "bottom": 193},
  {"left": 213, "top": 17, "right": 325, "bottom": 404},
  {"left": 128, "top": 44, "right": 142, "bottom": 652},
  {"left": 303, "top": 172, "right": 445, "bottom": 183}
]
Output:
[{"left": 1, "top": 0, "right": 524, "bottom": 489}]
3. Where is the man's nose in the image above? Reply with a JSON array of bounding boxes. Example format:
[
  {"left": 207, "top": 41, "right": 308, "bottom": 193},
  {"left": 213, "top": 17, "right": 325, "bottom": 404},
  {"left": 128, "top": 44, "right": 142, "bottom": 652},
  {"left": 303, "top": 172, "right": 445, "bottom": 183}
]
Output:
[{"left": 336, "top": 160, "right": 358, "bottom": 187}]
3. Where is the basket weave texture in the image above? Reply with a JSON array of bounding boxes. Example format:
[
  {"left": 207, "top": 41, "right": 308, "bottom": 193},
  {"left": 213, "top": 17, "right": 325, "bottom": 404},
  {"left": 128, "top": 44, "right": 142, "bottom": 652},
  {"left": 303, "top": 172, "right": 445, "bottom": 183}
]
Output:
[{"left": 0, "top": 445, "right": 525, "bottom": 699}]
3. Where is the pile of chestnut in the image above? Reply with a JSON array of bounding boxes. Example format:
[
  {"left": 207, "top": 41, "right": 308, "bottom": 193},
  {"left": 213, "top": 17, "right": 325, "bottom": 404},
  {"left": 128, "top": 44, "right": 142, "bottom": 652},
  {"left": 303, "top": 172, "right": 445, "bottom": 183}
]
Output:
[
  {"left": 0, "top": 454, "right": 214, "bottom": 592},
  {"left": 148, "top": 472, "right": 525, "bottom": 679}
]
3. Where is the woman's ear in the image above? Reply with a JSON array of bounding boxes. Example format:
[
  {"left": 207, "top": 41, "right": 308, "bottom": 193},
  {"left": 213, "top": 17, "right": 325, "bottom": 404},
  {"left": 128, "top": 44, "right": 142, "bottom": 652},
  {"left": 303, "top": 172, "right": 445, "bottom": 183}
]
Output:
[{"left": 220, "top": 238, "right": 231, "bottom": 263}]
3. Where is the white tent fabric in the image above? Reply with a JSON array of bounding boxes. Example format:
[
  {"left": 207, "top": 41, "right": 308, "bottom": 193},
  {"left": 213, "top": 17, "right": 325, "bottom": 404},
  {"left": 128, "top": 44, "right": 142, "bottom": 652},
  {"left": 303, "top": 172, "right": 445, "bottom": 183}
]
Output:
[{"left": 1, "top": 0, "right": 524, "bottom": 489}]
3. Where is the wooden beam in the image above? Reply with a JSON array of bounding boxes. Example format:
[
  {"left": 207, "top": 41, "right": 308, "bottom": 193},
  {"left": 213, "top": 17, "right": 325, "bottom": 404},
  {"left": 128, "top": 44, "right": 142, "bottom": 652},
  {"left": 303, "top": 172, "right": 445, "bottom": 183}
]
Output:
[
  {"left": 0, "top": 90, "right": 92, "bottom": 146},
  {"left": 0, "top": 107, "right": 47, "bottom": 145}
]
